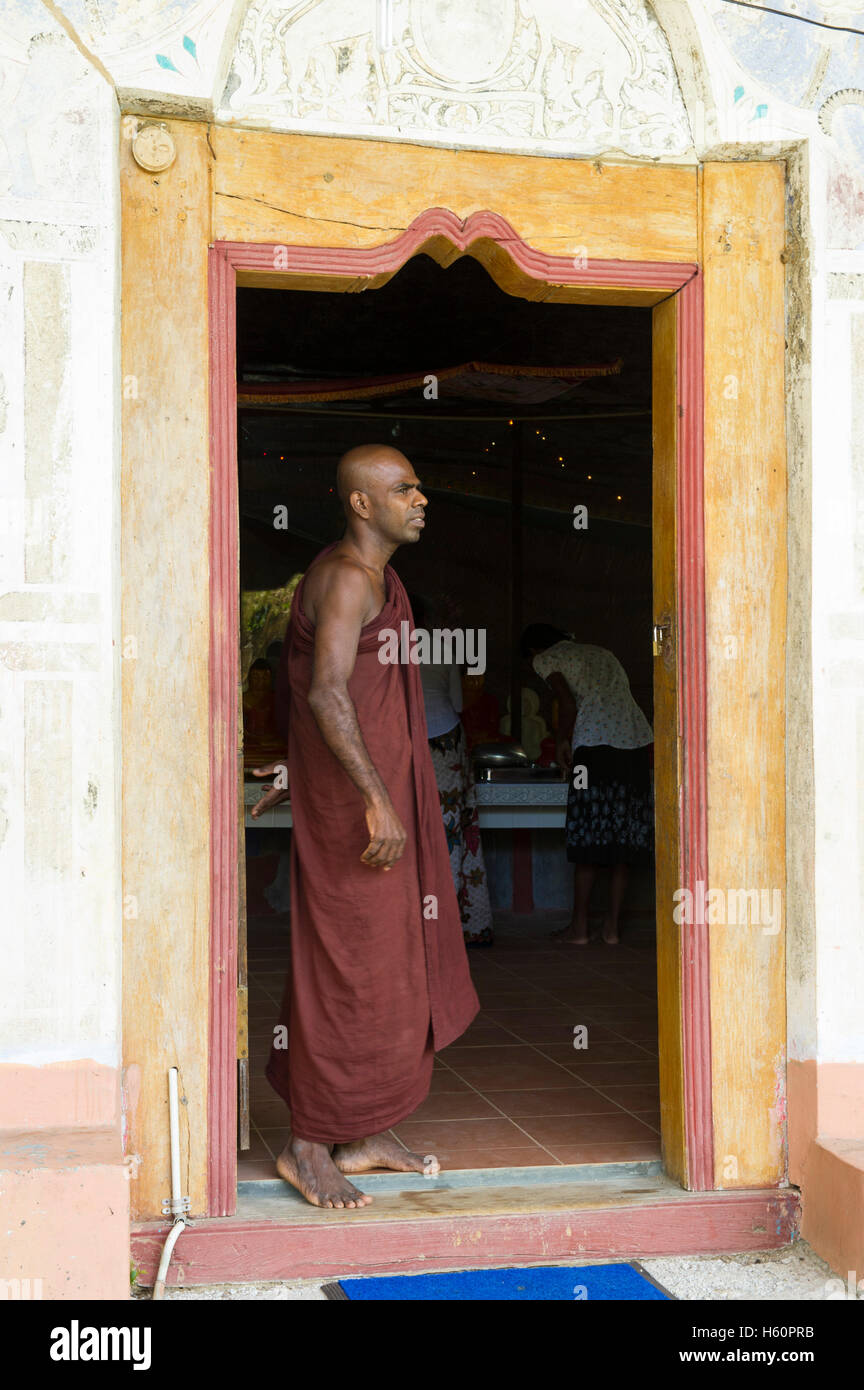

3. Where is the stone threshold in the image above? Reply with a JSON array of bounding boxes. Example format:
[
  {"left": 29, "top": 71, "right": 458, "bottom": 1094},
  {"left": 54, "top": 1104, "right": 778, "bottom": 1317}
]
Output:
[{"left": 131, "top": 1162, "right": 801, "bottom": 1287}]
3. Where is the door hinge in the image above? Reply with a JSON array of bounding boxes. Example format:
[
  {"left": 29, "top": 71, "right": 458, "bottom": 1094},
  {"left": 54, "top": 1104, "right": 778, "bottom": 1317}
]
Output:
[
  {"left": 237, "top": 984, "right": 248, "bottom": 1060},
  {"left": 653, "top": 618, "right": 675, "bottom": 661}
]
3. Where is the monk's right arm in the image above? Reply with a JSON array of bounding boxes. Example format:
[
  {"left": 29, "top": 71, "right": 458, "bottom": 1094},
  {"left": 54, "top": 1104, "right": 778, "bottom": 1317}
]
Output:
[{"left": 307, "top": 566, "right": 407, "bottom": 869}]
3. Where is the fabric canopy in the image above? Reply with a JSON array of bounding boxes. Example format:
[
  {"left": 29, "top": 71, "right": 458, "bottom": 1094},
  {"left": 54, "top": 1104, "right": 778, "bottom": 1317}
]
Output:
[{"left": 238, "top": 358, "right": 623, "bottom": 408}]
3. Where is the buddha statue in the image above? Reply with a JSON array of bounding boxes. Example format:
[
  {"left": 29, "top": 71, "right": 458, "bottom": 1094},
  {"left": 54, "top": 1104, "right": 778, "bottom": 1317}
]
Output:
[
  {"left": 500, "top": 687, "right": 549, "bottom": 762},
  {"left": 242, "top": 658, "right": 286, "bottom": 763},
  {"left": 460, "top": 672, "right": 502, "bottom": 749}
]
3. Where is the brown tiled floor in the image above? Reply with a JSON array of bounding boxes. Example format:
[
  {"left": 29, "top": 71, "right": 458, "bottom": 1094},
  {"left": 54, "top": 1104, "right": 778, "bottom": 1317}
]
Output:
[{"left": 238, "top": 912, "right": 660, "bottom": 1178}]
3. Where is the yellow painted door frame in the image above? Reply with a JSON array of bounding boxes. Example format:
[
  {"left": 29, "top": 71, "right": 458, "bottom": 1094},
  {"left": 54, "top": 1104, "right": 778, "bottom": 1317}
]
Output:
[{"left": 120, "top": 124, "right": 786, "bottom": 1218}]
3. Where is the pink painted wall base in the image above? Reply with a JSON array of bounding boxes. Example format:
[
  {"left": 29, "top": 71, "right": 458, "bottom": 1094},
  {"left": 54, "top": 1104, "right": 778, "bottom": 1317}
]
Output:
[
  {"left": 0, "top": 1061, "right": 129, "bottom": 1300},
  {"left": 0, "top": 1127, "right": 130, "bottom": 1300},
  {"left": 788, "top": 1059, "right": 864, "bottom": 1279}
]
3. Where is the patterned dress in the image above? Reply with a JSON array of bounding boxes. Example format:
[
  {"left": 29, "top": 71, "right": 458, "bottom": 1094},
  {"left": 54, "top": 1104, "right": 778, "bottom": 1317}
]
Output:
[
  {"left": 533, "top": 641, "right": 654, "bottom": 867},
  {"left": 427, "top": 722, "right": 494, "bottom": 946}
]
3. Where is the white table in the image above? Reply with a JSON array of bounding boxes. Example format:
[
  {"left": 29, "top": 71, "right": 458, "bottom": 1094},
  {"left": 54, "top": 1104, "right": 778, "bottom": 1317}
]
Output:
[{"left": 244, "top": 779, "right": 568, "bottom": 829}]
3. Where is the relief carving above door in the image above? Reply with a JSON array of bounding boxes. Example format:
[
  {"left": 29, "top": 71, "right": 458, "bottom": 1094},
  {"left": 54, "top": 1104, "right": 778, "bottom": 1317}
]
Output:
[{"left": 220, "top": 0, "right": 693, "bottom": 156}]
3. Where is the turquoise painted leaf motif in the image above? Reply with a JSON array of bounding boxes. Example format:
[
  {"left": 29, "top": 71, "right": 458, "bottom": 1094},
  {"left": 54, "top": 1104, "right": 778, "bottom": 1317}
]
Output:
[
  {"left": 733, "top": 85, "right": 745, "bottom": 103},
  {"left": 182, "top": 35, "right": 198, "bottom": 62},
  {"left": 156, "top": 53, "right": 179, "bottom": 71}
]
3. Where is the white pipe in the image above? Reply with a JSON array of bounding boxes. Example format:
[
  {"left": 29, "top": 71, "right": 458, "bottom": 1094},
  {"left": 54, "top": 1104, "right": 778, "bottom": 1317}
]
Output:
[
  {"left": 168, "top": 1066, "right": 182, "bottom": 1207},
  {"left": 152, "top": 1219, "right": 185, "bottom": 1301},
  {"left": 151, "top": 1067, "right": 187, "bottom": 1301}
]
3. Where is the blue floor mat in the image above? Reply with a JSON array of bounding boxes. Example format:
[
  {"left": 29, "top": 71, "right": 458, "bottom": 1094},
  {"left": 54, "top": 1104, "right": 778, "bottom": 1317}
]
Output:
[{"left": 326, "top": 1262, "right": 672, "bottom": 1301}]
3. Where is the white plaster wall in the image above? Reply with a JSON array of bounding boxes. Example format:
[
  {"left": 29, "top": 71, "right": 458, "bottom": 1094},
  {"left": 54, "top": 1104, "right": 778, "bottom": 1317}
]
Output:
[
  {"left": 808, "top": 252, "right": 864, "bottom": 1063},
  {"left": 0, "top": 10, "right": 121, "bottom": 1067},
  {"left": 0, "top": 0, "right": 862, "bottom": 1087}
]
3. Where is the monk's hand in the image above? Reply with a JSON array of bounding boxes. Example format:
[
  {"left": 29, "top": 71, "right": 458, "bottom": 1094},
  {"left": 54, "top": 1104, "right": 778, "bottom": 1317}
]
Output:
[
  {"left": 361, "top": 796, "right": 407, "bottom": 871},
  {"left": 250, "top": 762, "right": 291, "bottom": 819}
]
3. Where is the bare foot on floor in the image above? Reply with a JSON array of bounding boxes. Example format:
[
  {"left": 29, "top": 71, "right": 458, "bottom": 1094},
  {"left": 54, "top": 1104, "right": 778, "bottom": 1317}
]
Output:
[
  {"left": 275, "top": 1135, "right": 372, "bottom": 1208},
  {"left": 332, "top": 1131, "right": 440, "bottom": 1176},
  {"left": 601, "top": 915, "right": 620, "bottom": 945},
  {"left": 552, "top": 922, "right": 592, "bottom": 945}
]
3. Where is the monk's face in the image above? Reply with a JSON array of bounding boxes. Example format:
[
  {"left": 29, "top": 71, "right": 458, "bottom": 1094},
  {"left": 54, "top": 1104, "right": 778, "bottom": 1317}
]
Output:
[{"left": 359, "top": 456, "right": 428, "bottom": 546}]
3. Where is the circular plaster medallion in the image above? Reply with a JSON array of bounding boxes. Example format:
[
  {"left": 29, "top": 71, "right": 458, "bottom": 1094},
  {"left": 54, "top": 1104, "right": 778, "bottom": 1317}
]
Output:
[
  {"left": 411, "top": 0, "right": 517, "bottom": 86},
  {"left": 132, "top": 124, "right": 176, "bottom": 173}
]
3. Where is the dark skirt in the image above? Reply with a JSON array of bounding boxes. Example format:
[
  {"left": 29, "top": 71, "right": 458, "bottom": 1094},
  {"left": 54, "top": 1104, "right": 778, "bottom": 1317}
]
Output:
[{"left": 566, "top": 743, "right": 654, "bottom": 867}]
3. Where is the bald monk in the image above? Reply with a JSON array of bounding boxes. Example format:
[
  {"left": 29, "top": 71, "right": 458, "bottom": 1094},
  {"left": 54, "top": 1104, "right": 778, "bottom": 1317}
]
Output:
[{"left": 251, "top": 445, "right": 480, "bottom": 1209}]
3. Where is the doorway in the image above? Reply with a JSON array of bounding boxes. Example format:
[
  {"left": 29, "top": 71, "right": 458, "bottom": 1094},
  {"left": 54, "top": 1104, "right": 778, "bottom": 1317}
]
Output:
[
  {"left": 226, "top": 243, "right": 696, "bottom": 1194},
  {"left": 121, "top": 133, "right": 788, "bottom": 1230},
  {"left": 205, "top": 211, "right": 709, "bottom": 1217}
]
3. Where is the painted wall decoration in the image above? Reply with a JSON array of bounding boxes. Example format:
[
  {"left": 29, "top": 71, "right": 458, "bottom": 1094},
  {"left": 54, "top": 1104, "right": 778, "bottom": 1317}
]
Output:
[
  {"left": 2, "top": 0, "right": 863, "bottom": 241},
  {"left": 0, "top": 21, "right": 105, "bottom": 202},
  {"left": 705, "top": 0, "right": 864, "bottom": 247},
  {"left": 220, "top": 0, "right": 694, "bottom": 157}
]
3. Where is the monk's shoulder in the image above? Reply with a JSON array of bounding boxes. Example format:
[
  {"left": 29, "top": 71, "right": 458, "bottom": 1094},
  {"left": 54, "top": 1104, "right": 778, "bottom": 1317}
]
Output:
[{"left": 304, "top": 551, "right": 376, "bottom": 621}]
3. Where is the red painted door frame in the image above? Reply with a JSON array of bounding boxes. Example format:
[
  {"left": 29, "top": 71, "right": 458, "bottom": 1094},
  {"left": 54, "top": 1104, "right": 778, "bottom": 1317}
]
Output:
[{"left": 207, "top": 210, "right": 710, "bottom": 1217}]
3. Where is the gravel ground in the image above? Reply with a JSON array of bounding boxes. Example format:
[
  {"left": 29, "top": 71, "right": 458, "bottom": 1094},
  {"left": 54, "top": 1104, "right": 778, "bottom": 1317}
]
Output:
[
  {"left": 137, "top": 1238, "right": 861, "bottom": 1300},
  {"left": 641, "top": 1242, "right": 862, "bottom": 1301},
  {"left": 138, "top": 1280, "right": 328, "bottom": 1300}
]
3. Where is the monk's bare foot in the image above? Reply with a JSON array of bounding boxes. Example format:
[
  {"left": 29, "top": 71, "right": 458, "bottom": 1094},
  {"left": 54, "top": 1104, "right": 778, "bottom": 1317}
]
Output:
[
  {"left": 275, "top": 1135, "right": 372, "bottom": 1209},
  {"left": 333, "top": 1131, "right": 440, "bottom": 1176}
]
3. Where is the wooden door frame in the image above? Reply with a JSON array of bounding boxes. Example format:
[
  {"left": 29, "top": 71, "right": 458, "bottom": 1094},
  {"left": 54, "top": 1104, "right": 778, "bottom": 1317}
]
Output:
[{"left": 206, "top": 209, "right": 710, "bottom": 1216}]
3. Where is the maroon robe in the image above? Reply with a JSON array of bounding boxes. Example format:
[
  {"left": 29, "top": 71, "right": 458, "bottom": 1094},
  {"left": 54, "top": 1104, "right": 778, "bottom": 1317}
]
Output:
[{"left": 265, "top": 545, "right": 479, "bottom": 1142}]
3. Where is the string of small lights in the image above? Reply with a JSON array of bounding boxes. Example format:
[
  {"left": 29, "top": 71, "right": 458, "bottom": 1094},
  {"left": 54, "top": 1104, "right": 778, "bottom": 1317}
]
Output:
[{"left": 256, "top": 417, "right": 636, "bottom": 506}]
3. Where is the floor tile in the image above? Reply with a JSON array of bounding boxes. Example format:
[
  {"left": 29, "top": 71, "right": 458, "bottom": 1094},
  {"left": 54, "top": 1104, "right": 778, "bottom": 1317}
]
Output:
[
  {"left": 481, "top": 1008, "right": 576, "bottom": 1028},
  {"left": 537, "top": 1041, "right": 653, "bottom": 1065},
  {"left": 521, "top": 1113, "right": 660, "bottom": 1147},
  {"left": 441, "top": 1044, "right": 547, "bottom": 1067},
  {"left": 565, "top": 1061, "right": 660, "bottom": 1086},
  {"left": 591, "top": 1083, "right": 661, "bottom": 1110},
  {"left": 239, "top": 1132, "right": 274, "bottom": 1161},
  {"left": 441, "top": 1021, "right": 526, "bottom": 1047},
  {"left": 493, "top": 1021, "right": 585, "bottom": 1045},
  {"left": 482, "top": 1087, "right": 619, "bottom": 1118},
  {"left": 450, "top": 1056, "right": 585, "bottom": 1091},
  {"left": 427, "top": 1070, "right": 471, "bottom": 1094},
  {"left": 249, "top": 1082, "right": 278, "bottom": 1098},
  {"left": 248, "top": 1098, "right": 291, "bottom": 1127},
  {"left": 548, "top": 1139, "right": 662, "bottom": 1164},
  {"left": 401, "top": 1090, "right": 501, "bottom": 1122},
  {"left": 609, "top": 1027, "right": 659, "bottom": 1044},
  {"left": 236, "top": 1159, "right": 278, "bottom": 1180},
  {"left": 242, "top": 921, "right": 662, "bottom": 1173},
  {"left": 580, "top": 1006, "right": 658, "bottom": 1021},
  {"left": 393, "top": 1116, "right": 535, "bottom": 1149},
  {"left": 474, "top": 991, "right": 562, "bottom": 1008},
  {"left": 435, "top": 1146, "right": 557, "bottom": 1169},
  {"left": 546, "top": 988, "right": 649, "bottom": 1007},
  {"left": 255, "top": 1128, "right": 290, "bottom": 1156}
]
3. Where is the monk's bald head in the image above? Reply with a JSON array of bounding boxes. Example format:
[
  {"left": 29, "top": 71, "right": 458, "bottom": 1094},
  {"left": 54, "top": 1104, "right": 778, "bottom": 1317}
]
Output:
[
  {"left": 335, "top": 443, "right": 428, "bottom": 548},
  {"left": 336, "top": 444, "right": 411, "bottom": 511}
]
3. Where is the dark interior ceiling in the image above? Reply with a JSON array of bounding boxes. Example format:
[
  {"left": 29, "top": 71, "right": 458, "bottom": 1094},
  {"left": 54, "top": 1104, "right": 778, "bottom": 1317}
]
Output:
[
  {"left": 236, "top": 253, "right": 653, "bottom": 530},
  {"left": 237, "top": 253, "right": 650, "bottom": 409},
  {"left": 236, "top": 254, "right": 655, "bottom": 710}
]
